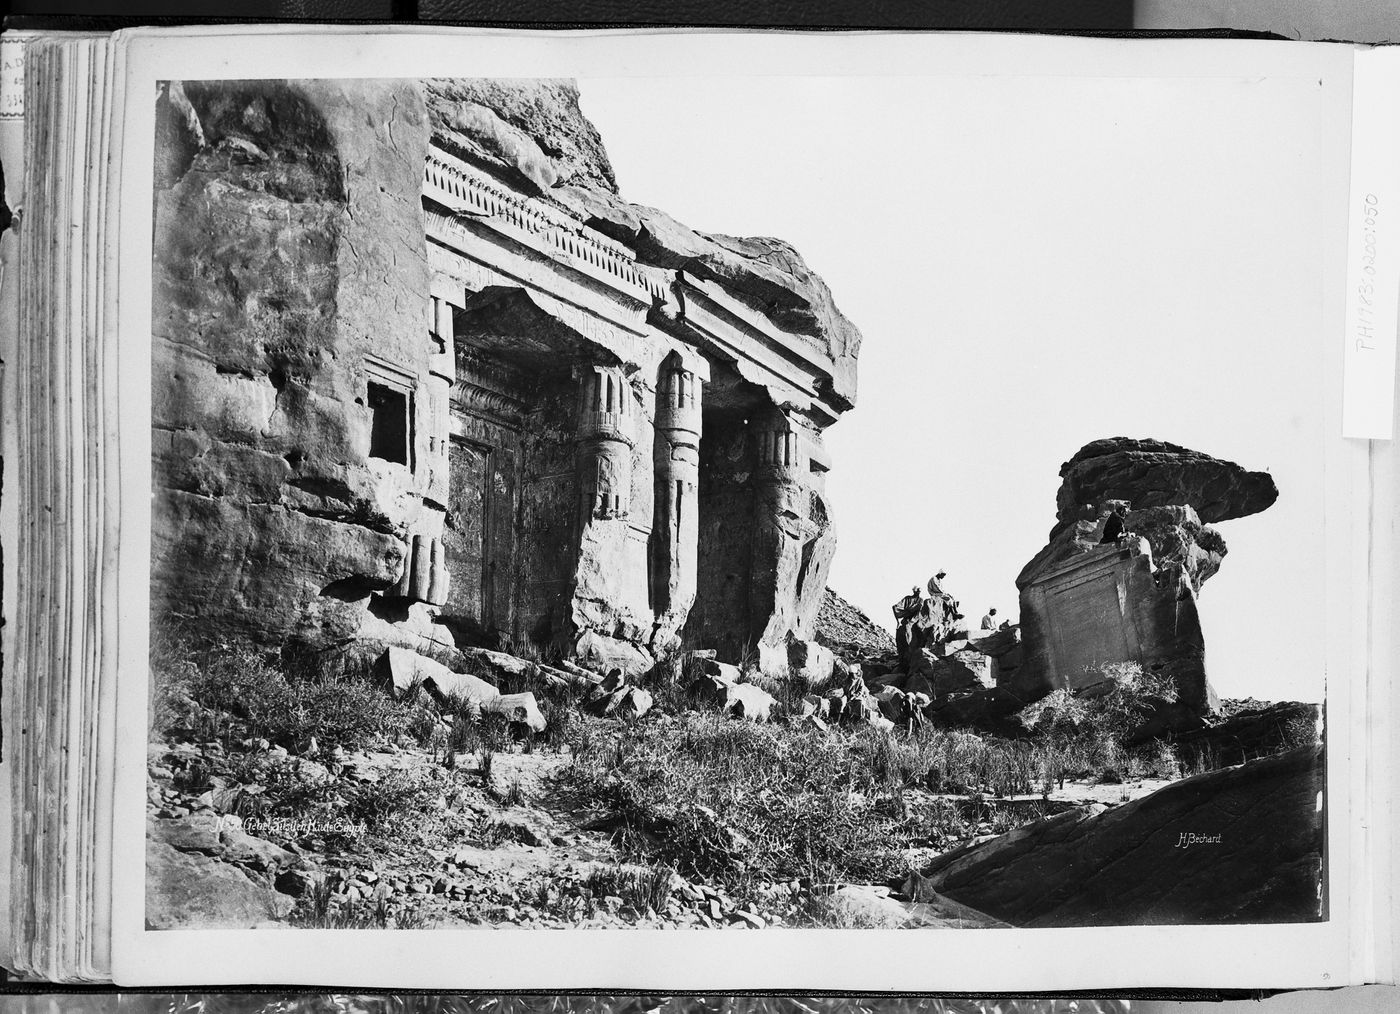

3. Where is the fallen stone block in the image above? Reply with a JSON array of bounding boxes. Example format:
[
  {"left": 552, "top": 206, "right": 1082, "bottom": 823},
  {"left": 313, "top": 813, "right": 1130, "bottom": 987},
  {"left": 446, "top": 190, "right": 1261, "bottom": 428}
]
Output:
[
  {"left": 875, "top": 688, "right": 910, "bottom": 723},
  {"left": 756, "top": 640, "right": 789, "bottom": 681},
  {"left": 701, "top": 657, "right": 744, "bottom": 684},
  {"left": 374, "top": 646, "right": 500, "bottom": 709},
  {"left": 484, "top": 692, "right": 547, "bottom": 733},
  {"left": 425, "top": 669, "right": 502, "bottom": 710},
  {"left": 618, "top": 686, "right": 653, "bottom": 719},
  {"left": 689, "top": 673, "right": 733, "bottom": 706},
  {"left": 574, "top": 630, "right": 654, "bottom": 679},
  {"left": 726, "top": 683, "right": 776, "bottom": 722},
  {"left": 374, "top": 645, "right": 456, "bottom": 700},
  {"left": 786, "top": 637, "right": 836, "bottom": 687}
]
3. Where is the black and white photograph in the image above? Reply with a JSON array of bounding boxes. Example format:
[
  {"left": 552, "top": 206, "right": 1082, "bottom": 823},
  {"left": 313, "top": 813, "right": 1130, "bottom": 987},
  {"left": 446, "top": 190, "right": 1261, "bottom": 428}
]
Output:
[
  {"left": 7, "top": 23, "right": 1394, "bottom": 994},
  {"left": 142, "top": 68, "right": 1327, "bottom": 935}
]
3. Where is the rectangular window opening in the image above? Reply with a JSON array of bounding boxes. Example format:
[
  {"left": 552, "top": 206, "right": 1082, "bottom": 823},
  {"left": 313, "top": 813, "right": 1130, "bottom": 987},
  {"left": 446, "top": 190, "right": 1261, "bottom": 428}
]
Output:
[{"left": 368, "top": 381, "right": 411, "bottom": 466}]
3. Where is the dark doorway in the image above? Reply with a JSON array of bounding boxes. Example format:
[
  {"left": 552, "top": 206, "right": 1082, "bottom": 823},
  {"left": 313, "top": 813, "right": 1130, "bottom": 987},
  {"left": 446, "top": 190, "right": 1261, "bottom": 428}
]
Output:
[{"left": 442, "top": 434, "right": 518, "bottom": 643}]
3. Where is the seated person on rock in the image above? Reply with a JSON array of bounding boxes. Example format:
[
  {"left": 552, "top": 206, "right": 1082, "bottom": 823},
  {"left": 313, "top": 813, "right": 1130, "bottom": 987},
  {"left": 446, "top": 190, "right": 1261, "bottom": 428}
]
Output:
[
  {"left": 1099, "top": 503, "right": 1130, "bottom": 546},
  {"left": 980, "top": 607, "right": 998, "bottom": 631},
  {"left": 892, "top": 585, "right": 925, "bottom": 656}
]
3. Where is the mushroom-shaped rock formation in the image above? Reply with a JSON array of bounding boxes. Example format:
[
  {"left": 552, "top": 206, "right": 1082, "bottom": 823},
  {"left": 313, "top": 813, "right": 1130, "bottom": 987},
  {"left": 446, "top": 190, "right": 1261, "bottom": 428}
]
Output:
[
  {"left": 1054, "top": 436, "right": 1278, "bottom": 526},
  {"left": 1012, "top": 438, "right": 1280, "bottom": 719}
]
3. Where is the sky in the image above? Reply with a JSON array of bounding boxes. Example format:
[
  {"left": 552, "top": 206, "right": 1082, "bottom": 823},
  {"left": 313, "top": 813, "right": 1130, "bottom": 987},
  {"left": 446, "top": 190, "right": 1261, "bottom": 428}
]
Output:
[{"left": 578, "top": 73, "right": 1329, "bottom": 703}]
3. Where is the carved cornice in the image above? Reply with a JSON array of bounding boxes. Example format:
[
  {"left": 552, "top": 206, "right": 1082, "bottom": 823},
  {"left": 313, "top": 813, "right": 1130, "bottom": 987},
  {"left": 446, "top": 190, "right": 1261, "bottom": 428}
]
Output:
[
  {"left": 424, "top": 147, "right": 666, "bottom": 306},
  {"left": 450, "top": 379, "right": 528, "bottom": 427}
]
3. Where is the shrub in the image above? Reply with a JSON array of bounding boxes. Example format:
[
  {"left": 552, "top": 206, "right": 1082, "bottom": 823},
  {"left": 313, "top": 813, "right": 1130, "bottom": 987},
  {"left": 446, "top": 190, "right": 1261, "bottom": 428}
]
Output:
[
  {"left": 149, "top": 630, "right": 413, "bottom": 753},
  {"left": 1016, "top": 661, "right": 1183, "bottom": 786},
  {"left": 581, "top": 863, "right": 677, "bottom": 913},
  {"left": 561, "top": 713, "right": 966, "bottom": 893}
]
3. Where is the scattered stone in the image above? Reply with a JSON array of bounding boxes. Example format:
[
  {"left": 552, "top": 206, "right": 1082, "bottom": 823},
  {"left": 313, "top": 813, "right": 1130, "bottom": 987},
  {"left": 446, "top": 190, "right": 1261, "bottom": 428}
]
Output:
[{"left": 701, "top": 658, "right": 744, "bottom": 684}]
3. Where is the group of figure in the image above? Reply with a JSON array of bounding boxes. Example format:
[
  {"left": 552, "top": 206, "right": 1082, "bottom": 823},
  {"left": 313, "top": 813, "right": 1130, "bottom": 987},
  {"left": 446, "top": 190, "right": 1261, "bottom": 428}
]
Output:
[{"left": 890, "top": 570, "right": 1006, "bottom": 666}]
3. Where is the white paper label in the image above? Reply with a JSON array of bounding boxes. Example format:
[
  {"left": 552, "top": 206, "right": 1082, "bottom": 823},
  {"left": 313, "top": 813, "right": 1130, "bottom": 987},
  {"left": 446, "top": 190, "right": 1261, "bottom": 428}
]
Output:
[
  {"left": 0, "top": 36, "right": 23, "bottom": 121},
  {"left": 1342, "top": 48, "right": 1400, "bottom": 440}
]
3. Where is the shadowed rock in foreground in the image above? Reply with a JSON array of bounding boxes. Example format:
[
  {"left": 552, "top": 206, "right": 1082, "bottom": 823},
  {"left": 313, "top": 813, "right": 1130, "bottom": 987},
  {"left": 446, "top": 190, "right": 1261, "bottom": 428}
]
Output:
[{"left": 910, "top": 744, "right": 1323, "bottom": 927}]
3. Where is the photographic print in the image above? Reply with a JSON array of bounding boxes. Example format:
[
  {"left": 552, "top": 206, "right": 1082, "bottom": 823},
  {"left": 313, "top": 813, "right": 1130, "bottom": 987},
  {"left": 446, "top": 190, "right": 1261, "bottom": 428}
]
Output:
[{"left": 143, "top": 73, "right": 1326, "bottom": 934}]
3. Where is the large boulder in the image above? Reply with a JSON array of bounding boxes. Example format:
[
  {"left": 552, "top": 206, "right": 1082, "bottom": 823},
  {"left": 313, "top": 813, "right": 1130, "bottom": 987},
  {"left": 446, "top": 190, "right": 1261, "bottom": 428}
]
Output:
[
  {"left": 909, "top": 649, "right": 996, "bottom": 699},
  {"left": 146, "top": 840, "right": 294, "bottom": 930},
  {"left": 915, "top": 745, "right": 1324, "bottom": 926},
  {"left": 573, "top": 630, "right": 654, "bottom": 680}
]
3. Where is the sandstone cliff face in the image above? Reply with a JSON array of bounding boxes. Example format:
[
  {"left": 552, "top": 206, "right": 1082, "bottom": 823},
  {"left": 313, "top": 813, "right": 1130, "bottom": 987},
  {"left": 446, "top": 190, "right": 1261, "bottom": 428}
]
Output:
[
  {"left": 151, "top": 80, "right": 433, "bottom": 646},
  {"left": 1013, "top": 438, "right": 1279, "bottom": 716},
  {"left": 152, "top": 77, "right": 860, "bottom": 675}
]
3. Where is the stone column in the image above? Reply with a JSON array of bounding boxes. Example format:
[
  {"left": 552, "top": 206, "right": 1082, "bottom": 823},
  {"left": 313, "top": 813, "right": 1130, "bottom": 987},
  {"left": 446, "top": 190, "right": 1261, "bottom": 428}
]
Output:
[
  {"left": 749, "top": 406, "right": 810, "bottom": 646},
  {"left": 575, "top": 364, "right": 636, "bottom": 523},
  {"left": 650, "top": 361, "right": 702, "bottom": 647}
]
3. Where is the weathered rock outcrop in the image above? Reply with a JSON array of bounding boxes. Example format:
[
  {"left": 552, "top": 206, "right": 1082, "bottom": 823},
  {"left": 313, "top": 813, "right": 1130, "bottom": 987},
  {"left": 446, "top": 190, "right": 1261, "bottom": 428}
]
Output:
[
  {"left": 1013, "top": 439, "right": 1279, "bottom": 716},
  {"left": 146, "top": 838, "right": 294, "bottom": 930},
  {"left": 152, "top": 78, "right": 862, "bottom": 677},
  {"left": 151, "top": 79, "right": 432, "bottom": 648},
  {"left": 914, "top": 745, "right": 1324, "bottom": 926},
  {"left": 1167, "top": 701, "right": 1321, "bottom": 766},
  {"left": 1054, "top": 437, "right": 1278, "bottom": 527},
  {"left": 813, "top": 588, "right": 897, "bottom": 663}
]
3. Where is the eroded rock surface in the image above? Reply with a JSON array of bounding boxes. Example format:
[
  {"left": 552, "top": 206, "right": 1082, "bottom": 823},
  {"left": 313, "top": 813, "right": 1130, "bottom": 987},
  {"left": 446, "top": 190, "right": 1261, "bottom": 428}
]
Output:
[
  {"left": 151, "top": 79, "right": 431, "bottom": 648},
  {"left": 1054, "top": 437, "right": 1278, "bottom": 526},
  {"left": 1013, "top": 439, "right": 1280, "bottom": 717},
  {"left": 814, "top": 588, "right": 897, "bottom": 662},
  {"left": 146, "top": 838, "right": 294, "bottom": 930},
  {"left": 152, "top": 77, "right": 863, "bottom": 679},
  {"left": 914, "top": 745, "right": 1324, "bottom": 926}
]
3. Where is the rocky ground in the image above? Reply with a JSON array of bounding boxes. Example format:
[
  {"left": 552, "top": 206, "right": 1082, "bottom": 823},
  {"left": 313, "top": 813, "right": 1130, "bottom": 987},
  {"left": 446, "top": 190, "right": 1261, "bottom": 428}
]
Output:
[
  {"left": 147, "top": 729, "right": 1182, "bottom": 932},
  {"left": 146, "top": 596, "right": 1323, "bottom": 932}
]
